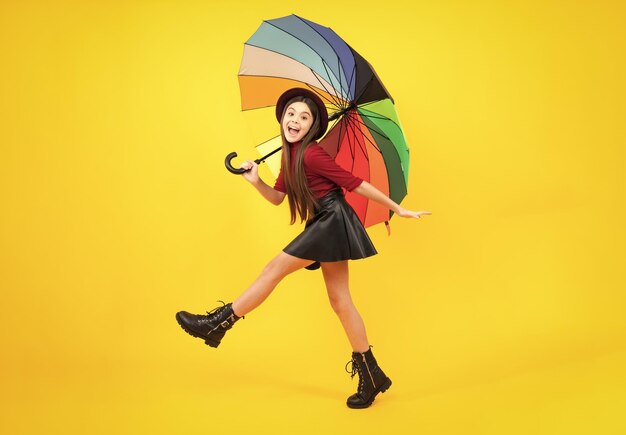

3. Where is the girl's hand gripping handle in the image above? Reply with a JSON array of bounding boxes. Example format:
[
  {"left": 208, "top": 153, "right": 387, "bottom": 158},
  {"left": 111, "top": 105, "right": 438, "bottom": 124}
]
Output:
[
  {"left": 239, "top": 160, "right": 260, "bottom": 184},
  {"left": 224, "top": 152, "right": 248, "bottom": 174}
]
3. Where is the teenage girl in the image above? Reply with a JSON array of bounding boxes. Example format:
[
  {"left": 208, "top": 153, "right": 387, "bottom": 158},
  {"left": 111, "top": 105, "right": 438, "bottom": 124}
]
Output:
[{"left": 176, "top": 87, "right": 431, "bottom": 409}]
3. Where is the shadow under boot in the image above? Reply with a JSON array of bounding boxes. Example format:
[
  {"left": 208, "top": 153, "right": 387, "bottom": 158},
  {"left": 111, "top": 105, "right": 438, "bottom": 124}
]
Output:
[
  {"left": 345, "top": 345, "right": 392, "bottom": 409},
  {"left": 175, "top": 301, "right": 243, "bottom": 348}
]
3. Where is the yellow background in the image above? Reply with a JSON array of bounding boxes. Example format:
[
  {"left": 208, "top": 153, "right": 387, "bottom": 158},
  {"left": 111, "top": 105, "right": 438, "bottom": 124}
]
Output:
[{"left": 1, "top": 0, "right": 625, "bottom": 433}]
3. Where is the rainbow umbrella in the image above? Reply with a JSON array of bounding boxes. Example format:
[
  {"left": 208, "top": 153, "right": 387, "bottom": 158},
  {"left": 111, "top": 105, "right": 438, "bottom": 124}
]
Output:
[{"left": 226, "top": 14, "right": 410, "bottom": 229}]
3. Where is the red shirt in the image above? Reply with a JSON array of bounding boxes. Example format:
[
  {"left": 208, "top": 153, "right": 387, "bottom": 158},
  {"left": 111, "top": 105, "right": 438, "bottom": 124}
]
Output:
[{"left": 273, "top": 140, "right": 364, "bottom": 198}]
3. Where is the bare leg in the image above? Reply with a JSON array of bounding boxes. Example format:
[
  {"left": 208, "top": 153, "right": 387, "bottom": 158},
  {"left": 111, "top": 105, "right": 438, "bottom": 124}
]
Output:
[
  {"left": 231, "top": 251, "right": 313, "bottom": 317},
  {"left": 321, "top": 260, "right": 370, "bottom": 353}
]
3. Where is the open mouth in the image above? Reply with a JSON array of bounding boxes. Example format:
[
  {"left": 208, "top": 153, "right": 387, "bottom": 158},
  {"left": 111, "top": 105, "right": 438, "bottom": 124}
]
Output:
[{"left": 287, "top": 127, "right": 300, "bottom": 135}]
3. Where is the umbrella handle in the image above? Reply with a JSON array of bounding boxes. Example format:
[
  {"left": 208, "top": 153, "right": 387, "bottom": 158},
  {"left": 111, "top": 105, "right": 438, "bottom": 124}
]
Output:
[
  {"left": 224, "top": 152, "right": 251, "bottom": 174},
  {"left": 225, "top": 145, "right": 282, "bottom": 174}
]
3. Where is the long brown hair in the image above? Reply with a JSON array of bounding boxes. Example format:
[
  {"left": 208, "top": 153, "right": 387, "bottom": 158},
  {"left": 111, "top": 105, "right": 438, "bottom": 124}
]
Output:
[{"left": 280, "top": 96, "right": 323, "bottom": 224}]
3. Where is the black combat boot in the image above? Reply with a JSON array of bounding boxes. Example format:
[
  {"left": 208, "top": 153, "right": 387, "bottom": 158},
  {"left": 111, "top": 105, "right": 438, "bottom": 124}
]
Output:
[
  {"left": 345, "top": 345, "right": 392, "bottom": 408},
  {"left": 175, "top": 301, "right": 243, "bottom": 348}
]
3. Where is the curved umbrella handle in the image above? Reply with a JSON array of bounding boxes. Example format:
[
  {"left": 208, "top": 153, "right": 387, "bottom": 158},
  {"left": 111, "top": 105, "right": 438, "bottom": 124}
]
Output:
[
  {"left": 225, "top": 145, "right": 282, "bottom": 175},
  {"left": 224, "top": 152, "right": 250, "bottom": 174}
]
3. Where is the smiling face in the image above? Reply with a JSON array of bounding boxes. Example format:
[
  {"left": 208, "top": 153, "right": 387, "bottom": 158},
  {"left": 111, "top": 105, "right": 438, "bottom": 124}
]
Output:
[{"left": 282, "top": 101, "right": 314, "bottom": 143}]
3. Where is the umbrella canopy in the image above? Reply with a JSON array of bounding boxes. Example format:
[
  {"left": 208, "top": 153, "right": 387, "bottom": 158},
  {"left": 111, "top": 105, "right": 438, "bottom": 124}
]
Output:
[{"left": 237, "top": 14, "right": 410, "bottom": 228}]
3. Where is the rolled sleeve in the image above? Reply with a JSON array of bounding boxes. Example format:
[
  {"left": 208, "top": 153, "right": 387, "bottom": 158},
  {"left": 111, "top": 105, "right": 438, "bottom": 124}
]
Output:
[{"left": 273, "top": 168, "right": 286, "bottom": 193}]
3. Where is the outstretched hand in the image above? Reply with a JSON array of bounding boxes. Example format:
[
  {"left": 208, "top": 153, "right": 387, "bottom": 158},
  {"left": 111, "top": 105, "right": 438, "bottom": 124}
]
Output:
[{"left": 395, "top": 207, "right": 432, "bottom": 219}]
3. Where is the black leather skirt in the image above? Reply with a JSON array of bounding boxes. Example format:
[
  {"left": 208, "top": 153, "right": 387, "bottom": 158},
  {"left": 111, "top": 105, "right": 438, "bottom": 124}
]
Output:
[{"left": 283, "top": 189, "right": 377, "bottom": 269}]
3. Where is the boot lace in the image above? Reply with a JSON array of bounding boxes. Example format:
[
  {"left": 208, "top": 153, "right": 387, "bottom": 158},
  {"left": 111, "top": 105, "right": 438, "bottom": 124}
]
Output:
[
  {"left": 205, "top": 300, "right": 227, "bottom": 320},
  {"left": 345, "top": 357, "right": 365, "bottom": 392}
]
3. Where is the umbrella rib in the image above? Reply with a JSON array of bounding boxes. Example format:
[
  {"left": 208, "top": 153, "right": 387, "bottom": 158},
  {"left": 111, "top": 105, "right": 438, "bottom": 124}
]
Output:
[
  {"left": 330, "top": 118, "right": 356, "bottom": 183},
  {"left": 320, "top": 61, "right": 344, "bottom": 107},
  {"left": 347, "top": 113, "right": 391, "bottom": 143},
  {"left": 358, "top": 110, "right": 404, "bottom": 132},
  {"left": 346, "top": 113, "right": 371, "bottom": 159},
  {"left": 349, "top": 118, "right": 383, "bottom": 155},
  {"left": 346, "top": 122, "right": 358, "bottom": 179},
  {"left": 337, "top": 55, "right": 345, "bottom": 106},
  {"left": 352, "top": 118, "right": 368, "bottom": 162},
  {"left": 355, "top": 100, "right": 380, "bottom": 108},
  {"left": 346, "top": 62, "right": 356, "bottom": 103},
  {"left": 343, "top": 118, "right": 356, "bottom": 163},
  {"left": 337, "top": 113, "right": 346, "bottom": 150},
  {"left": 307, "top": 68, "right": 343, "bottom": 109},
  {"left": 349, "top": 115, "right": 406, "bottom": 178},
  {"left": 344, "top": 115, "right": 372, "bottom": 226},
  {"left": 294, "top": 14, "right": 351, "bottom": 101},
  {"left": 263, "top": 21, "right": 347, "bottom": 100},
  {"left": 352, "top": 72, "right": 386, "bottom": 105}
]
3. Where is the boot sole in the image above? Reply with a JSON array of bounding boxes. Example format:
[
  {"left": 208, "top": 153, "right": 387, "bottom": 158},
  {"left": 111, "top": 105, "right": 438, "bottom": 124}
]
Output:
[
  {"left": 175, "top": 312, "right": 221, "bottom": 348},
  {"left": 347, "top": 377, "right": 392, "bottom": 409}
]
